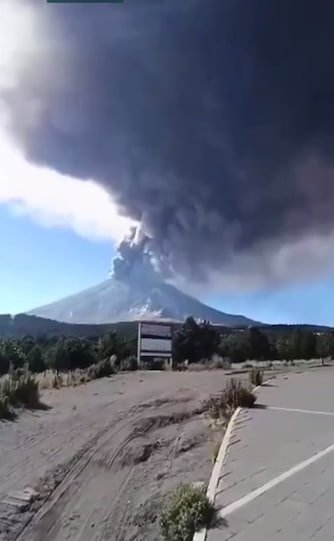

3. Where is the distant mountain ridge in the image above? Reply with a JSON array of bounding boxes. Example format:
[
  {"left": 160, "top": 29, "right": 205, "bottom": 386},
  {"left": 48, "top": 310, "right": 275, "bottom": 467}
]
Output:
[
  {"left": 0, "top": 313, "right": 332, "bottom": 340},
  {"left": 27, "top": 277, "right": 258, "bottom": 327}
]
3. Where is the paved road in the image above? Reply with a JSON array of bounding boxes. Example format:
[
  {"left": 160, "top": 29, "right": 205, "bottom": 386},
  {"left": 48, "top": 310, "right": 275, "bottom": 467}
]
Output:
[{"left": 207, "top": 368, "right": 334, "bottom": 541}]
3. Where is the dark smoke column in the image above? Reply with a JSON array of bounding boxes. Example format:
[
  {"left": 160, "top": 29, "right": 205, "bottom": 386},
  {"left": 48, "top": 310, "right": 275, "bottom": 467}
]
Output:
[{"left": 3, "top": 0, "right": 334, "bottom": 287}]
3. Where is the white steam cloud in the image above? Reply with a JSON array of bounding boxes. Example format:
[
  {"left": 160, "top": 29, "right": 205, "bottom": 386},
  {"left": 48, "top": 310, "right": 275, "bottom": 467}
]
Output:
[{"left": 0, "top": 0, "right": 136, "bottom": 244}]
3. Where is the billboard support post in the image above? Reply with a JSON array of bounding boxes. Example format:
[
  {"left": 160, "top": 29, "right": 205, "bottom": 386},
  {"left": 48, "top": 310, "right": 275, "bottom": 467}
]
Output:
[{"left": 137, "top": 321, "right": 142, "bottom": 366}]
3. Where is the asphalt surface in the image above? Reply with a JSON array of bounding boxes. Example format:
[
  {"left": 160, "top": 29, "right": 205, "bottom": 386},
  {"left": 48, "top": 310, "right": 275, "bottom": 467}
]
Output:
[{"left": 207, "top": 368, "right": 334, "bottom": 541}]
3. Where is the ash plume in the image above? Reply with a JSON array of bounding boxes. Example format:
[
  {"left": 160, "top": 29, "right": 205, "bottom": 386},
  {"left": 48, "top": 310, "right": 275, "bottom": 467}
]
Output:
[
  {"left": 111, "top": 227, "right": 158, "bottom": 282},
  {"left": 3, "top": 0, "right": 334, "bottom": 289}
]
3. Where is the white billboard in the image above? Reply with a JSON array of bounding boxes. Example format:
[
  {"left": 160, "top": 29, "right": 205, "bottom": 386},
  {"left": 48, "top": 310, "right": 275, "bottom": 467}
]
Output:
[
  {"left": 141, "top": 337, "right": 172, "bottom": 353},
  {"left": 141, "top": 323, "right": 172, "bottom": 338},
  {"left": 137, "top": 321, "right": 173, "bottom": 365}
]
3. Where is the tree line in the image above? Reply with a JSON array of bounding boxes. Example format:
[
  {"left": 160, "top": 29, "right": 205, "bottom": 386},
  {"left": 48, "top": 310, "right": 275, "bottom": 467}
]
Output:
[
  {"left": 1, "top": 317, "right": 333, "bottom": 376},
  {"left": 0, "top": 332, "right": 137, "bottom": 375},
  {"left": 172, "top": 317, "right": 334, "bottom": 364}
]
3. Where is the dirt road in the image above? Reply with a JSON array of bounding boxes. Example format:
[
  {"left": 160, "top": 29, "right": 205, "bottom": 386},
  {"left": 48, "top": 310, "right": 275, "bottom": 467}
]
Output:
[{"left": 0, "top": 370, "right": 232, "bottom": 541}]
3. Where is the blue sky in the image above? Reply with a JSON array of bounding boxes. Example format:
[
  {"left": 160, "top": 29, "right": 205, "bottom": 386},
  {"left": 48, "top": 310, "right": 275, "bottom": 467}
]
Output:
[
  {"left": 0, "top": 207, "right": 113, "bottom": 314},
  {"left": 1, "top": 203, "right": 333, "bottom": 326}
]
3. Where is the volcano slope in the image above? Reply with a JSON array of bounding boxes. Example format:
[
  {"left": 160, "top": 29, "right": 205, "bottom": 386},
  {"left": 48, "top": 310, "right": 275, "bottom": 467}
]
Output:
[
  {"left": 27, "top": 271, "right": 258, "bottom": 327},
  {"left": 0, "top": 370, "right": 237, "bottom": 541}
]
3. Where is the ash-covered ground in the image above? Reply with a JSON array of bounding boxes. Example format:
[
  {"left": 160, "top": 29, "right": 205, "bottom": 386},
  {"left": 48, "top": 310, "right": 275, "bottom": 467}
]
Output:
[{"left": 0, "top": 370, "right": 234, "bottom": 541}]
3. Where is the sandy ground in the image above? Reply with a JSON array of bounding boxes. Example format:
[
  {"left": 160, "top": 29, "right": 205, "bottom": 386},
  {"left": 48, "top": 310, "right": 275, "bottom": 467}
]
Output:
[{"left": 0, "top": 370, "right": 237, "bottom": 541}]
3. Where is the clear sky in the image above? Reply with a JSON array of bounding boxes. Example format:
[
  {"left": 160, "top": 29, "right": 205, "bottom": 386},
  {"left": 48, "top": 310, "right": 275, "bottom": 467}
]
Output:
[{"left": 1, "top": 1, "right": 334, "bottom": 326}]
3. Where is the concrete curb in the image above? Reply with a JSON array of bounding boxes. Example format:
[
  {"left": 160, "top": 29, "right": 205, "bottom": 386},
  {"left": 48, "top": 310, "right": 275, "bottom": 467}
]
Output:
[
  {"left": 193, "top": 407, "right": 241, "bottom": 541},
  {"left": 193, "top": 378, "right": 271, "bottom": 541}
]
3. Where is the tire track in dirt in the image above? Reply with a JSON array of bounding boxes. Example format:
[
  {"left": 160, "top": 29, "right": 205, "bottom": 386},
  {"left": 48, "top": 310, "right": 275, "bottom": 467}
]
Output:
[
  {"left": 13, "top": 405, "right": 206, "bottom": 541},
  {"left": 0, "top": 371, "right": 232, "bottom": 541}
]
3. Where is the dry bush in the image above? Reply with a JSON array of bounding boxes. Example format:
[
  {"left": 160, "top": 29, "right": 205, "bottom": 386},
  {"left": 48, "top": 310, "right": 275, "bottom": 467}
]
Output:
[
  {"left": 160, "top": 483, "right": 215, "bottom": 541},
  {"left": 209, "top": 357, "right": 225, "bottom": 369},
  {"left": 223, "top": 378, "right": 256, "bottom": 408},
  {"left": 186, "top": 362, "right": 209, "bottom": 372},
  {"left": 94, "top": 358, "right": 116, "bottom": 378},
  {"left": 0, "top": 366, "right": 41, "bottom": 418},
  {"left": 204, "top": 378, "right": 256, "bottom": 426},
  {"left": 0, "top": 385, "right": 12, "bottom": 419},
  {"left": 244, "top": 361, "right": 254, "bottom": 369},
  {"left": 211, "top": 439, "right": 221, "bottom": 464},
  {"left": 52, "top": 373, "right": 64, "bottom": 389},
  {"left": 119, "top": 356, "right": 138, "bottom": 371},
  {"left": 249, "top": 368, "right": 263, "bottom": 387},
  {"left": 11, "top": 370, "right": 40, "bottom": 408}
]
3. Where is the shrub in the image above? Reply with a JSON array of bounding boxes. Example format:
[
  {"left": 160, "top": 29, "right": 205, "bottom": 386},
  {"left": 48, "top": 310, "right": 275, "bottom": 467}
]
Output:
[
  {"left": 244, "top": 361, "right": 253, "bottom": 369},
  {"left": 11, "top": 370, "right": 40, "bottom": 408},
  {"left": 96, "top": 358, "right": 115, "bottom": 378},
  {"left": 120, "top": 356, "right": 138, "bottom": 371},
  {"left": 52, "top": 373, "right": 64, "bottom": 389},
  {"left": 141, "top": 358, "right": 165, "bottom": 370},
  {"left": 205, "top": 393, "right": 234, "bottom": 424},
  {"left": 87, "top": 364, "right": 97, "bottom": 380},
  {"left": 0, "top": 366, "right": 41, "bottom": 417},
  {"left": 160, "top": 484, "right": 215, "bottom": 541},
  {"left": 222, "top": 378, "right": 256, "bottom": 409},
  {"left": 209, "top": 357, "right": 225, "bottom": 369},
  {"left": 206, "top": 379, "right": 256, "bottom": 422},
  {"left": 0, "top": 391, "right": 11, "bottom": 419},
  {"left": 249, "top": 368, "right": 263, "bottom": 387}
]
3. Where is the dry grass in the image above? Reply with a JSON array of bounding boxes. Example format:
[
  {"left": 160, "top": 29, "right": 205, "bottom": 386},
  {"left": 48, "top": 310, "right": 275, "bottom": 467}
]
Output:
[
  {"left": 0, "top": 366, "right": 42, "bottom": 419},
  {"left": 211, "top": 438, "right": 221, "bottom": 464},
  {"left": 204, "top": 378, "right": 256, "bottom": 428},
  {"left": 37, "top": 358, "right": 116, "bottom": 391},
  {"left": 249, "top": 367, "right": 263, "bottom": 387},
  {"left": 37, "top": 370, "right": 88, "bottom": 390}
]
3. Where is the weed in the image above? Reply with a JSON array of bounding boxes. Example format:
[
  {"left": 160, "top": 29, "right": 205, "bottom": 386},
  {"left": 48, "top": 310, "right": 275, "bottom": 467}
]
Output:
[
  {"left": 211, "top": 439, "right": 221, "bottom": 464},
  {"left": 52, "top": 373, "right": 64, "bottom": 389},
  {"left": 249, "top": 368, "right": 263, "bottom": 387},
  {"left": 205, "top": 379, "right": 256, "bottom": 425},
  {"left": 223, "top": 378, "right": 256, "bottom": 409},
  {"left": 160, "top": 483, "right": 215, "bottom": 541}
]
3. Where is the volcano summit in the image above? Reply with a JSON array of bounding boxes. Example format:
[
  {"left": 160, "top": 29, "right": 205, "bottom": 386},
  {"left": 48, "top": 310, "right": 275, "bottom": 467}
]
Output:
[{"left": 28, "top": 234, "right": 257, "bottom": 327}]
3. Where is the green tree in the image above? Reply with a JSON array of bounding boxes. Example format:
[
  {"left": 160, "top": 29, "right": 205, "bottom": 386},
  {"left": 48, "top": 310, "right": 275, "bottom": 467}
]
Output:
[
  {"left": 245, "top": 327, "right": 271, "bottom": 360},
  {"left": 20, "top": 335, "right": 37, "bottom": 355},
  {"left": 45, "top": 340, "right": 68, "bottom": 373},
  {"left": 0, "top": 345, "right": 9, "bottom": 375},
  {"left": 172, "top": 317, "right": 220, "bottom": 363},
  {"left": 275, "top": 336, "right": 292, "bottom": 361},
  {"left": 97, "top": 332, "right": 134, "bottom": 364},
  {"left": 299, "top": 330, "right": 317, "bottom": 359},
  {"left": 316, "top": 333, "right": 334, "bottom": 365},
  {"left": 0, "top": 340, "right": 26, "bottom": 369},
  {"left": 27, "top": 345, "right": 46, "bottom": 373},
  {"left": 219, "top": 332, "right": 248, "bottom": 363}
]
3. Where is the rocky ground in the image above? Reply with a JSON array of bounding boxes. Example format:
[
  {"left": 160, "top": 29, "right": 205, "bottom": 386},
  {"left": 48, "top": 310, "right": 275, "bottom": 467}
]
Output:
[{"left": 0, "top": 370, "right": 237, "bottom": 541}]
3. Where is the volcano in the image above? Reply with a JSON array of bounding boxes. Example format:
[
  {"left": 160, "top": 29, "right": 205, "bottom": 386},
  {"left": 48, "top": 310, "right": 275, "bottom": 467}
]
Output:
[
  {"left": 28, "top": 234, "right": 259, "bottom": 326},
  {"left": 27, "top": 276, "right": 258, "bottom": 327}
]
